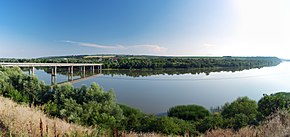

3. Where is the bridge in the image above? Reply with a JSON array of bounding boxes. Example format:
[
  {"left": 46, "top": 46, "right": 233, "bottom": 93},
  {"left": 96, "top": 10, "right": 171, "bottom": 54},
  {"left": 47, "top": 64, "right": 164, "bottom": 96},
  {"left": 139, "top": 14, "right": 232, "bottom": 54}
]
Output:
[{"left": 0, "top": 63, "right": 103, "bottom": 85}]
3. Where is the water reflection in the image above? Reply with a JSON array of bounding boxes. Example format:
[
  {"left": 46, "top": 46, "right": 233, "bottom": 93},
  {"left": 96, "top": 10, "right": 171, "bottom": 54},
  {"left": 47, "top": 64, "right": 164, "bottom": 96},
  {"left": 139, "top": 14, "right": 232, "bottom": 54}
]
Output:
[{"left": 102, "top": 66, "right": 259, "bottom": 77}]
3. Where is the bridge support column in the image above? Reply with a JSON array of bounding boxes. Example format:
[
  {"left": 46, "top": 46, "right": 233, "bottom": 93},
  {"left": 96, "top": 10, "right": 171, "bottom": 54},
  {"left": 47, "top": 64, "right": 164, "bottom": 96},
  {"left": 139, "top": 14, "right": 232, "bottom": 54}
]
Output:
[
  {"left": 97, "top": 65, "right": 102, "bottom": 74},
  {"left": 82, "top": 66, "right": 86, "bottom": 78},
  {"left": 29, "top": 67, "right": 35, "bottom": 75},
  {"left": 68, "top": 66, "right": 73, "bottom": 81},
  {"left": 51, "top": 75, "right": 56, "bottom": 85},
  {"left": 51, "top": 66, "right": 57, "bottom": 85},
  {"left": 52, "top": 66, "right": 57, "bottom": 76},
  {"left": 91, "top": 66, "right": 95, "bottom": 74},
  {"left": 70, "top": 66, "right": 74, "bottom": 75}
]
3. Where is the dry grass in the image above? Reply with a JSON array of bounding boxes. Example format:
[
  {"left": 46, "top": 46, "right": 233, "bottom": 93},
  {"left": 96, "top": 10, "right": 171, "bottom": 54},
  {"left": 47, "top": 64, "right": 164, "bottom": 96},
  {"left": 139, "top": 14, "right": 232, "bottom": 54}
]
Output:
[
  {"left": 0, "top": 96, "right": 170, "bottom": 137},
  {"left": 0, "top": 96, "right": 104, "bottom": 137},
  {"left": 204, "top": 111, "right": 290, "bottom": 137},
  {"left": 123, "top": 132, "right": 175, "bottom": 137}
]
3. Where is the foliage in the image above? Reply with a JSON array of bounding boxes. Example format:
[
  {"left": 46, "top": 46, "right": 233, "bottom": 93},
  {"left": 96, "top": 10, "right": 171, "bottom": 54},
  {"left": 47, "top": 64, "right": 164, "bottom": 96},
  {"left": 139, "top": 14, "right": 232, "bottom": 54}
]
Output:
[
  {"left": 258, "top": 92, "right": 290, "bottom": 119},
  {"left": 118, "top": 104, "right": 145, "bottom": 131},
  {"left": 168, "top": 104, "right": 210, "bottom": 121},
  {"left": 196, "top": 113, "right": 224, "bottom": 133},
  {"left": 154, "top": 117, "right": 193, "bottom": 135},
  {"left": 43, "top": 83, "right": 124, "bottom": 128},
  {"left": 0, "top": 55, "right": 282, "bottom": 70},
  {"left": 221, "top": 97, "right": 258, "bottom": 129}
]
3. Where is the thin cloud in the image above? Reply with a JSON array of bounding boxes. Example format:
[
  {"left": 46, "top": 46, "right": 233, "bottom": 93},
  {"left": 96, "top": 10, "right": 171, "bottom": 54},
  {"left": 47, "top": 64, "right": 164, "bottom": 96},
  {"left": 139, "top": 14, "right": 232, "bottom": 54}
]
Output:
[
  {"left": 129, "top": 45, "right": 168, "bottom": 53},
  {"left": 61, "top": 40, "right": 124, "bottom": 49},
  {"left": 203, "top": 43, "right": 216, "bottom": 48},
  {"left": 61, "top": 40, "right": 168, "bottom": 54}
]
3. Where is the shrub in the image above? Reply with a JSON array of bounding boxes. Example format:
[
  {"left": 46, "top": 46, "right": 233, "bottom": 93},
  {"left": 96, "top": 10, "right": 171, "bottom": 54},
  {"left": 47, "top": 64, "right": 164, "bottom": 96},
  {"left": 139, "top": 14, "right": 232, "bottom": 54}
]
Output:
[
  {"left": 221, "top": 97, "right": 258, "bottom": 129},
  {"left": 258, "top": 92, "right": 290, "bottom": 119},
  {"left": 168, "top": 104, "right": 210, "bottom": 121}
]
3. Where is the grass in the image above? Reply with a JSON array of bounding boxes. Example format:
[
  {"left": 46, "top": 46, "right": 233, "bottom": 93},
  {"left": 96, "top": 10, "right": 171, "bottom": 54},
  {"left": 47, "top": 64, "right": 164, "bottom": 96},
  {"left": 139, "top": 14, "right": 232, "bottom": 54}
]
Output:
[
  {"left": 0, "top": 96, "right": 105, "bottom": 137},
  {"left": 204, "top": 110, "right": 290, "bottom": 137}
]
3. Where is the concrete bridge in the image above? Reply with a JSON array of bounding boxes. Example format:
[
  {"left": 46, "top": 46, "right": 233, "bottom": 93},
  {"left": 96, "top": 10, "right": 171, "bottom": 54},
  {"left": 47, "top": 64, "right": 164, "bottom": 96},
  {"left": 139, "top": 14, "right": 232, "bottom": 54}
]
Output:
[{"left": 0, "top": 63, "right": 103, "bottom": 85}]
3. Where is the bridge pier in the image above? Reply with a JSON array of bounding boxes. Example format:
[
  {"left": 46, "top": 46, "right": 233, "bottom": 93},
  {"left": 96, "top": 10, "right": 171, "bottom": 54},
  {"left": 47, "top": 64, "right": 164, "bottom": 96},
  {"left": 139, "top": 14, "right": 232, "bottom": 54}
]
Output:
[
  {"left": 68, "top": 66, "right": 74, "bottom": 81},
  {"left": 51, "top": 75, "right": 56, "bottom": 85},
  {"left": 52, "top": 66, "right": 57, "bottom": 76},
  {"left": 91, "top": 66, "right": 95, "bottom": 74},
  {"left": 97, "top": 65, "right": 102, "bottom": 74},
  {"left": 80, "top": 66, "right": 86, "bottom": 78},
  {"left": 51, "top": 66, "right": 57, "bottom": 85},
  {"left": 29, "top": 67, "right": 35, "bottom": 75}
]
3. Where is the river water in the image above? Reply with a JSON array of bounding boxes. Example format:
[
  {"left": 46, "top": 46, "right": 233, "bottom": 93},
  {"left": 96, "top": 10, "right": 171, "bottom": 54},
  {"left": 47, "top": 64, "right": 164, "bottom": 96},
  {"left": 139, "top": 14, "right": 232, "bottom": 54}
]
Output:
[{"left": 31, "top": 62, "right": 290, "bottom": 114}]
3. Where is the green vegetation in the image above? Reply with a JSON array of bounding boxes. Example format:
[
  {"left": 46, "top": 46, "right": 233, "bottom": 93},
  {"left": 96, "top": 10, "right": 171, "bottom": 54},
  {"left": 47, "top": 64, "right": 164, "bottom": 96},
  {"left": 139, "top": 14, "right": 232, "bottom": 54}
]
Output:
[
  {"left": 102, "top": 56, "right": 281, "bottom": 69},
  {"left": 43, "top": 84, "right": 123, "bottom": 128},
  {"left": 221, "top": 97, "right": 258, "bottom": 129},
  {"left": 1, "top": 65, "right": 289, "bottom": 136},
  {"left": 168, "top": 104, "right": 210, "bottom": 121},
  {"left": 0, "top": 55, "right": 282, "bottom": 70},
  {"left": 258, "top": 92, "right": 290, "bottom": 119}
]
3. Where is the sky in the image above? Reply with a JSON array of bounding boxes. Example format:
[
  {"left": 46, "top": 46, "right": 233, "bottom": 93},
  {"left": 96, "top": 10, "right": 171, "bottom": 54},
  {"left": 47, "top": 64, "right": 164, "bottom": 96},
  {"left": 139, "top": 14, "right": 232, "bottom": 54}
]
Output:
[{"left": 0, "top": 0, "right": 289, "bottom": 58}]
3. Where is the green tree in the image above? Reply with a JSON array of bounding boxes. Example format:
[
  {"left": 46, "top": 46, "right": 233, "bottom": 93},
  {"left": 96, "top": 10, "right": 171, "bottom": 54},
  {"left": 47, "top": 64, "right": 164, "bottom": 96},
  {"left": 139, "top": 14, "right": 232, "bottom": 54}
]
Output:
[
  {"left": 221, "top": 97, "right": 258, "bottom": 129},
  {"left": 258, "top": 92, "right": 290, "bottom": 119},
  {"left": 196, "top": 114, "right": 224, "bottom": 133},
  {"left": 168, "top": 104, "right": 210, "bottom": 121},
  {"left": 119, "top": 104, "right": 144, "bottom": 131}
]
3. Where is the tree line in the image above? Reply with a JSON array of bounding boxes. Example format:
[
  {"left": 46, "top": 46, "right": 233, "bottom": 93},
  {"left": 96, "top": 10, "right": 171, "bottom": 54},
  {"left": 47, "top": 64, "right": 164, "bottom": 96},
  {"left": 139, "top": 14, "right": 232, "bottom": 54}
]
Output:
[{"left": 0, "top": 55, "right": 282, "bottom": 70}]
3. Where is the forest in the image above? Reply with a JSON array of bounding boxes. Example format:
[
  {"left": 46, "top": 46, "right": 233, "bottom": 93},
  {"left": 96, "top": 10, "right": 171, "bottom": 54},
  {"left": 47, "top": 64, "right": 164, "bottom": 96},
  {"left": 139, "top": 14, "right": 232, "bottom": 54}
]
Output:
[
  {"left": 0, "top": 65, "right": 290, "bottom": 136},
  {"left": 0, "top": 55, "right": 282, "bottom": 70}
]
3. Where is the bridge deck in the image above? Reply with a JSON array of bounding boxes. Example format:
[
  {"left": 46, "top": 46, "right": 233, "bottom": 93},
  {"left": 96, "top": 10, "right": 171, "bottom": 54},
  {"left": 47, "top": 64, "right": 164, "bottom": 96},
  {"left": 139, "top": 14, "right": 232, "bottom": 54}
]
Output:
[{"left": 0, "top": 63, "right": 102, "bottom": 67}]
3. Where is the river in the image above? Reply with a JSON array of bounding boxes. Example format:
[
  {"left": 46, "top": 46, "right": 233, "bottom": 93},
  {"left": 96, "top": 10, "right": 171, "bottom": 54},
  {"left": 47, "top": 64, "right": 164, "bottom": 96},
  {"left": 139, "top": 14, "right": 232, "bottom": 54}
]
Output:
[{"left": 30, "top": 62, "right": 290, "bottom": 114}]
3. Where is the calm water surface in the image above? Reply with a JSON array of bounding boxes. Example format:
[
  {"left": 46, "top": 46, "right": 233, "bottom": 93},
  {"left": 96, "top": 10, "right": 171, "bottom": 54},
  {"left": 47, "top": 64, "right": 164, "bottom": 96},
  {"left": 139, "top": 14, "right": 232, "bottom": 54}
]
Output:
[{"left": 32, "top": 62, "right": 290, "bottom": 114}]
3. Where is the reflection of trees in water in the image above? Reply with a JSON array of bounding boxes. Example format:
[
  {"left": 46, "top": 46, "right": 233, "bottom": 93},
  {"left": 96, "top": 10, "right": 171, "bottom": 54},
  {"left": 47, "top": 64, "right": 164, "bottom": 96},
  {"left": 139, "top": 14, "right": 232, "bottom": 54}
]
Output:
[
  {"left": 102, "top": 67, "right": 260, "bottom": 78},
  {"left": 38, "top": 65, "right": 271, "bottom": 78}
]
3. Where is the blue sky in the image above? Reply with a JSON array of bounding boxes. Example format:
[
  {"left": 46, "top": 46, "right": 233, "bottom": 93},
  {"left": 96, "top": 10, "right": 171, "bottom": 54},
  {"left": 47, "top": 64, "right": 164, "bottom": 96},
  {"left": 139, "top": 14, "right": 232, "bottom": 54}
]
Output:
[{"left": 0, "top": 0, "right": 289, "bottom": 58}]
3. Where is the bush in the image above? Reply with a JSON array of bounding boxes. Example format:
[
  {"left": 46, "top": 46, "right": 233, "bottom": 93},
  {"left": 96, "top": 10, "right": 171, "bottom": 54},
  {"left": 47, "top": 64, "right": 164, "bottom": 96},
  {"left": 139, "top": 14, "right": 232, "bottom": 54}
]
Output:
[
  {"left": 168, "top": 104, "right": 210, "bottom": 121},
  {"left": 258, "top": 92, "right": 290, "bottom": 119},
  {"left": 196, "top": 114, "right": 224, "bottom": 133},
  {"left": 119, "top": 104, "right": 144, "bottom": 131},
  {"left": 221, "top": 97, "right": 258, "bottom": 129}
]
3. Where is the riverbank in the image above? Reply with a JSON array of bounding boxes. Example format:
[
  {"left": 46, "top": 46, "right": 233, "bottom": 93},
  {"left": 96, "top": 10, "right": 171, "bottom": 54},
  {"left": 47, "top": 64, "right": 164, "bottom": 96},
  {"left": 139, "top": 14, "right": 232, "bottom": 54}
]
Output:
[{"left": 1, "top": 95, "right": 290, "bottom": 137}]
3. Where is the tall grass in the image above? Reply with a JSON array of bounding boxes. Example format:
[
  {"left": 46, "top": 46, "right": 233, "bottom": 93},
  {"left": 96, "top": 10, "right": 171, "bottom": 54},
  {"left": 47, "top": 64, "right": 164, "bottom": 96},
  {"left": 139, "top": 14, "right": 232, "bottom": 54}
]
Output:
[
  {"left": 0, "top": 96, "right": 105, "bottom": 137},
  {"left": 204, "top": 110, "right": 290, "bottom": 137}
]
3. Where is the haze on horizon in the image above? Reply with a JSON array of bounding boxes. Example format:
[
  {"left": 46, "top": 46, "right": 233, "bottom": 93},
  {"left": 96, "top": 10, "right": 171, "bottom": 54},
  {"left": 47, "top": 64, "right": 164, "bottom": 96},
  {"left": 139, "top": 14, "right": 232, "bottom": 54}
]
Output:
[{"left": 0, "top": 0, "right": 289, "bottom": 59}]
